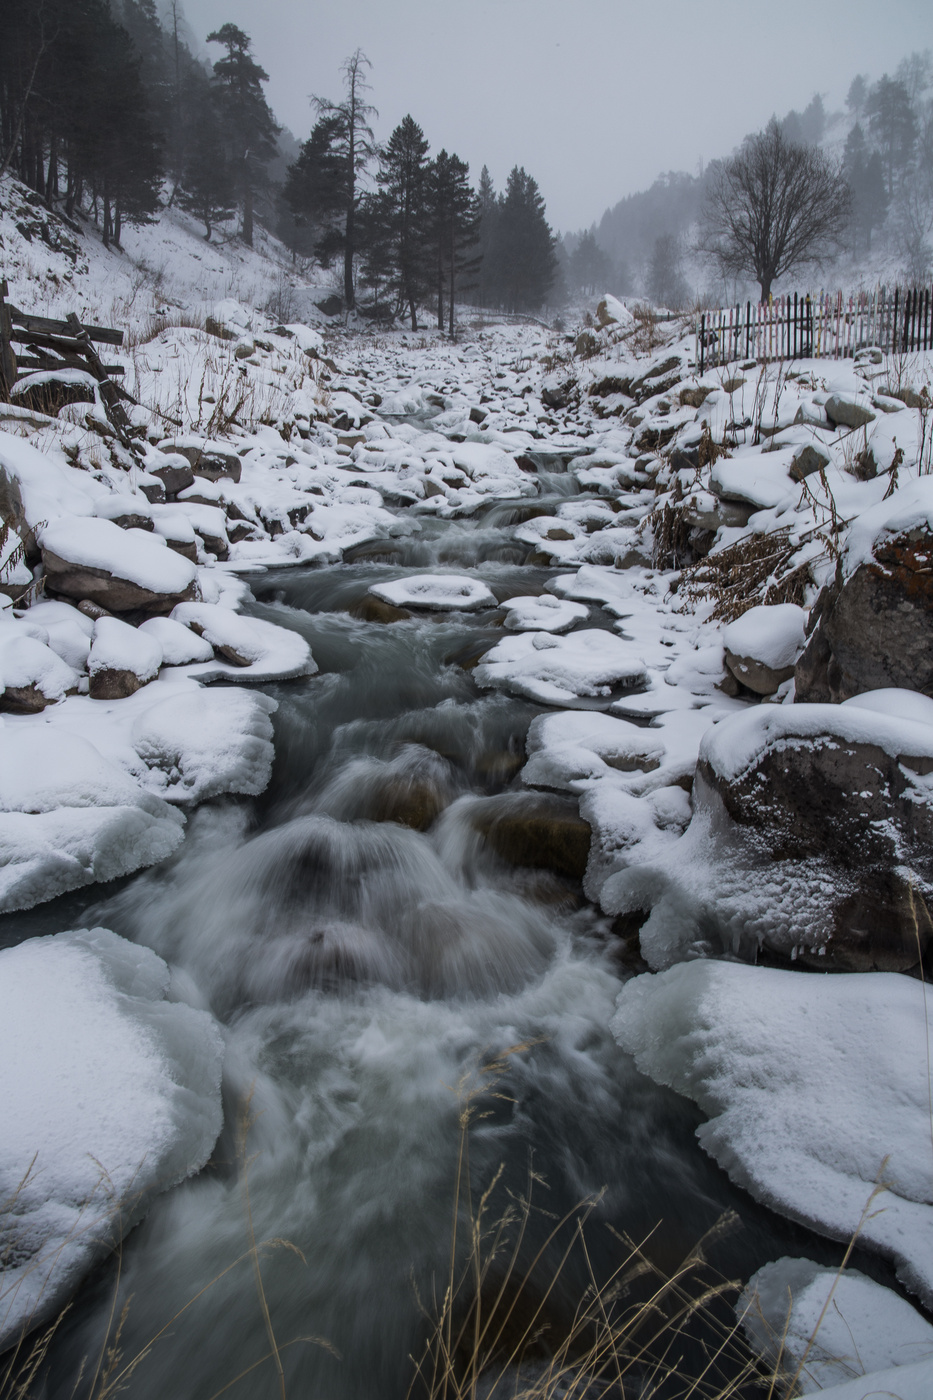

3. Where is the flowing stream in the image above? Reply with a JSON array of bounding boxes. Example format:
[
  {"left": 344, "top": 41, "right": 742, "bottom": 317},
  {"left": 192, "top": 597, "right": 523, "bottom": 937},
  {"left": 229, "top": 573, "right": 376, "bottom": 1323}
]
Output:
[{"left": 7, "top": 470, "right": 885, "bottom": 1398}]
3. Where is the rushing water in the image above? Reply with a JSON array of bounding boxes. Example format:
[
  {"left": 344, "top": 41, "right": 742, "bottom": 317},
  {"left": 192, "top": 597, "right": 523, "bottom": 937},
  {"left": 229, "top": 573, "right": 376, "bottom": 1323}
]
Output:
[{"left": 11, "top": 487, "right": 882, "bottom": 1399}]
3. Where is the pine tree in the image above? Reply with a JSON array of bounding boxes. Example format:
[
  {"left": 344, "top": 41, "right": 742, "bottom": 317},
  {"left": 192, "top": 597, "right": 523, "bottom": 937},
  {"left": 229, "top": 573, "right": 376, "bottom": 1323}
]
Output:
[
  {"left": 207, "top": 24, "right": 279, "bottom": 247},
  {"left": 568, "top": 229, "right": 613, "bottom": 295},
  {"left": 865, "top": 76, "right": 917, "bottom": 196},
  {"left": 487, "top": 167, "right": 557, "bottom": 312},
  {"left": 428, "top": 150, "right": 478, "bottom": 335},
  {"left": 178, "top": 83, "right": 235, "bottom": 241},
  {"left": 473, "top": 165, "right": 498, "bottom": 307},
  {"left": 365, "top": 115, "right": 431, "bottom": 328},
  {"left": 284, "top": 114, "right": 348, "bottom": 264},
  {"left": 311, "top": 50, "right": 377, "bottom": 310}
]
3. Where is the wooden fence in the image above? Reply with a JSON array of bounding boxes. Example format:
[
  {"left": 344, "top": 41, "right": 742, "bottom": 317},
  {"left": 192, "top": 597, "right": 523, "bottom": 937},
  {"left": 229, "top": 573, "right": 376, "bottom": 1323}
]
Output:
[
  {"left": 696, "top": 285, "right": 933, "bottom": 375},
  {"left": 0, "top": 278, "right": 134, "bottom": 445}
]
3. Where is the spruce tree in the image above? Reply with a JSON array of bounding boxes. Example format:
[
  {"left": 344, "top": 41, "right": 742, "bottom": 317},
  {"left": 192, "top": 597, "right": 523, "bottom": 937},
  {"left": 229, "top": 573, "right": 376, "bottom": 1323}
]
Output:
[
  {"left": 365, "top": 116, "right": 431, "bottom": 329},
  {"left": 284, "top": 115, "right": 348, "bottom": 264},
  {"left": 429, "top": 151, "right": 478, "bottom": 335},
  {"left": 487, "top": 167, "right": 557, "bottom": 312},
  {"left": 207, "top": 24, "right": 279, "bottom": 247}
]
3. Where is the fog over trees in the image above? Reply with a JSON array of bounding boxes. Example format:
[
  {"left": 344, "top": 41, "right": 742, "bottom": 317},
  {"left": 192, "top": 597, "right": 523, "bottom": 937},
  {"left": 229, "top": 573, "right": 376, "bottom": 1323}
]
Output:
[{"left": 1, "top": 6, "right": 931, "bottom": 318}]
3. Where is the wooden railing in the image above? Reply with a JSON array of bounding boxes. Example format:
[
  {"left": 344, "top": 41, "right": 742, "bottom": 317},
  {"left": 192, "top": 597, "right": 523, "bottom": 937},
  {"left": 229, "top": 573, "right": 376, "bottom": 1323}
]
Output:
[
  {"left": 0, "top": 278, "right": 135, "bottom": 445},
  {"left": 696, "top": 285, "right": 933, "bottom": 374}
]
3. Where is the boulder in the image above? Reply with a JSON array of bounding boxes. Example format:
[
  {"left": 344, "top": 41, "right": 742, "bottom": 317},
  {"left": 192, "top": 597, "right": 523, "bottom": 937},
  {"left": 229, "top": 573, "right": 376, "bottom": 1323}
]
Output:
[
  {"left": 574, "top": 330, "right": 600, "bottom": 357},
  {"left": 722, "top": 603, "right": 807, "bottom": 696},
  {"left": 694, "top": 703, "right": 933, "bottom": 971},
  {"left": 149, "top": 455, "right": 195, "bottom": 497},
  {"left": 88, "top": 616, "right": 162, "bottom": 699},
  {"left": 789, "top": 443, "right": 831, "bottom": 481},
  {"left": 470, "top": 793, "right": 592, "bottom": 881},
  {"left": 40, "top": 518, "right": 199, "bottom": 615},
  {"left": 158, "top": 441, "right": 242, "bottom": 483},
  {"left": 679, "top": 386, "right": 711, "bottom": 409},
  {"left": 795, "top": 493, "right": 933, "bottom": 703},
  {"left": 0, "top": 632, "right": 80, "bottom": 713},
  {"left": 824, "top": 395, "right": 875, "bottom": 430}
]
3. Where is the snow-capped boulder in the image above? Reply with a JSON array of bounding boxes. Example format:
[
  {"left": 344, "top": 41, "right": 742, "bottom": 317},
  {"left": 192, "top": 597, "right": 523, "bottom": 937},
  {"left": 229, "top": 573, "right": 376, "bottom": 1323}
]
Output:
[
  {"left": 612, "top": 960, "right": 933, "bottom": 1307},
  {"left": 0, "top": 727, "right": 185, "bottom": 912},
  {"left": 722, "top": 603, "right": 807, "bottom": 695},
  {"left": 503, "top": 594, "right": 590, "bottom": 633},
  {"left": 0, "top": 927, "right": 223, "bottom": 1349},
  {"left": 739, "top": 1257, "right": 933, "bottom": 1393},
  {"left": 138, "top": 615, "right": 214, "bottom": 666},
  {"left": 40, "top": 517, "right": 199, "bottom": 614},
  {"left": 88, "top": 616, "right": 163, "bottom": 699},
  {"left": 0, "top": 629, "right": 81, "bottom": 712},
  {"left": 367, "top": 574, "right": 497, "bottom": 612},
  {"left": 20, "top": 600, "right": 94, "bottom": 671},
  {"left": 824, "top": 393, "right": 875, "bottom": 430},
  {"left": 795, "top": 478, "right": 933, "bottom": 703},
  {"left": 474, "top": 630, "right": 648, "bottom": 708},
  {"left": 171, "top": 602, "right": 316, "bottom": 682},
  {"left": 603, "top": 702, "right": 933, "bottom": 973}
]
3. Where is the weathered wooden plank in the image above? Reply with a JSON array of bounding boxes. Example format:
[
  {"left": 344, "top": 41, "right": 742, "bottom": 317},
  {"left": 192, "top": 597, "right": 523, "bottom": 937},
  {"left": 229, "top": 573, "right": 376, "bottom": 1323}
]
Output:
[
  {"left": 8, "top": 306, "right": 124, "bottom": 346},
  {"left": 0, "top": 280, "right": 18, "bottom": 394}
]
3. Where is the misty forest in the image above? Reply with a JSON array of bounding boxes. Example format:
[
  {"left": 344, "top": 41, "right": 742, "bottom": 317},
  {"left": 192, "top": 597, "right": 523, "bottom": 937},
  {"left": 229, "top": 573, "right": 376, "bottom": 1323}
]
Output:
[{"left": 2, "top": 3, "right": 933, "bottom": 1400}]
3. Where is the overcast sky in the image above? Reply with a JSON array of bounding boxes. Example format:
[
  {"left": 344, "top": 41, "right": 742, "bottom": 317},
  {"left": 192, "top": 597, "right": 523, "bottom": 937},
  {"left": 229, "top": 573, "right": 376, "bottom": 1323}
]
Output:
[{"left": 175, "top": 0, "right": 933, "bottom": 232}]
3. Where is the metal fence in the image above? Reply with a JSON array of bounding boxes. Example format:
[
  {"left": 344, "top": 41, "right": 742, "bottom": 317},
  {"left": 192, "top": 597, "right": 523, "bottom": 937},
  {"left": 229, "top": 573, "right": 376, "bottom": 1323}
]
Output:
[{"left": 696, "top": 285, "right": 933, "bottom": 374}]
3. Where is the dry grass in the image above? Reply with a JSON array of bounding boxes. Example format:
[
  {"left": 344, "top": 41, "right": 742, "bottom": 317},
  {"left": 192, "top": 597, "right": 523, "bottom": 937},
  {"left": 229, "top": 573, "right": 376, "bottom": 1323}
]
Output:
[{"left": 676, "top": 527, "right": 814, "bottom": 622}]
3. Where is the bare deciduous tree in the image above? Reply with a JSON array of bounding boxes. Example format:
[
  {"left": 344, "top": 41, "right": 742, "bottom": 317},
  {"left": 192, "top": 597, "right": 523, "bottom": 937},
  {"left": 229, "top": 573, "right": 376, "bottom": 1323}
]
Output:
[{"left": 700, "top": 120, "right": 850, "bottom": 303}]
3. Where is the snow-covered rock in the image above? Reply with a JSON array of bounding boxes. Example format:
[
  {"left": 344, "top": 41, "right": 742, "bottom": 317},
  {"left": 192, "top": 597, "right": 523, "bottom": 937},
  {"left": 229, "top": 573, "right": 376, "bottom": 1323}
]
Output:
[
  {"left": 171, "top": 601, "right": 316, "bottom": 682},
  {"left": 0, "top": 629, "right": 80, "bottom": 712},
  {"left": 0, "top": 726, "right": 185, "bottom": 912},
  {"left": 88, "top": 616, "right": 163, "bottom": 699},
  {"left": 612, "top": 960, "right": 933, "bottom": 1306},
  {"left": 0, "top": 926, "right": 223, "bottom": 1348},
  {"left": 367, "top": 574, "right": 497, "bottom": 612},
  {"left": 503, "top": 594, "right": 589, "bottom": 633},
  {"left": 721, "top": 602, "right": 807, "bottom": 695},
  {"left": 138, "top": 615, "right": 214, "bottom": 666},
  {"left": 474, "top": 630, "right": 648, "bottom": 707},
  {"left": 40, "top": 517, "right": 199, "bottom": 614},
  {"left": 739, "top": 1257, "right": 933, "bottom": 1393},
  {"left": 131, "top": 689, "right": 276, "bottom": 804}
]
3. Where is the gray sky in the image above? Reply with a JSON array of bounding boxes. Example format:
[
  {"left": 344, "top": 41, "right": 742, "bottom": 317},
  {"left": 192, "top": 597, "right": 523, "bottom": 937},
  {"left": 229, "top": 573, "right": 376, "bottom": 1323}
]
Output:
[{"left": 176, "top": 0, "right": 933, "bottom": 232}]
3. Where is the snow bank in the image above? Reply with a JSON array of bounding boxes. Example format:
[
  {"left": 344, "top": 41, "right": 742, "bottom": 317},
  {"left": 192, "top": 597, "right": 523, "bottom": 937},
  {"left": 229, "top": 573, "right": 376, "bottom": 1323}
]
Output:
[
  {"left": 0, "top": 726, "right": 185, "bottom": 911},
  {"left": 739, "top": 1257, "right": 933, "bottom": 1392},
  {"left": 0, "top": 926, "right": 223, "bottom": 1348},
  {"left": 367, "top": 574, "right": 497, "bottom": 612},
  {"left": 474, "top": 630, "right": 648, "bottom": 707},
  {"left": 612, "top": 961, "right": 933, "bottom": 1305}
]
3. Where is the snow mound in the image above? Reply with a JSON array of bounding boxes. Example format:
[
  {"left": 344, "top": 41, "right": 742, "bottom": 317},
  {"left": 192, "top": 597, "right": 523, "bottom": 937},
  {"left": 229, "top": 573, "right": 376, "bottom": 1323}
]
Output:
[
  {"left": 131, "top": 689, "right": 277, "bottom": 804},
  {"left": 0, "top": 727, "right": 185, "bottom": 912},
  {"left": 367, "top": 574, "right": 497, "bottom": 612},
  {"left": 139, "top": 616, "right": 214, "bottom": 666},
  {"left": 612, "top": 961, "right": 933, "bottom": 1305},
  {"left": 842, "top": 687, "right": 933, "bottom": 727},
  {"left": 0, "top": 926, "right": 223, "bottom": 1349},
  {"left": 0, "top": 631, "right": 80, "bottom": 705},
  {"left": 721, "top": 603, "right": 807, "bottom": 670},
  {"left": 171, "top": 602, "right": 317, "bottom": 682},
  {"left": 89, "top": 617, "right": 163, "bottom": 683},
  {"left": 739, "top": 1257, "right": 933, "bottom": 1393},
  {"left": 474, "top": 630, "right": 648, "bottom": 707},
  {"left": 503, "top": 594, "right": 589, "bottom": 633}
]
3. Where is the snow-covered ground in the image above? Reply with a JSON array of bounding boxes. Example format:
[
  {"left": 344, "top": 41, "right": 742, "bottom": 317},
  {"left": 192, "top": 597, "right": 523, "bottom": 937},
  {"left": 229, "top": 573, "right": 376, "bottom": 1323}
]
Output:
[{"left": 3, "top": 176, "right": 933, "bottom": 1393}]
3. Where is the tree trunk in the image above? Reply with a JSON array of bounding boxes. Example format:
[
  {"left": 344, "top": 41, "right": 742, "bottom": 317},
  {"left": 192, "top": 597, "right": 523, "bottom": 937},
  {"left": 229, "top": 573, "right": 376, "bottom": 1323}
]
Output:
[
  {"left": 242, "top": 180, "right": 254, "bottom": 247},
  {"left": 344, "top": 129, "right": 355, "bottom": 310},
  {"left": 409, "top": 299, "right": 418, "bottom": 332},
  {"left": 448, "top": 224, "right": 456, "bottom": 338}
]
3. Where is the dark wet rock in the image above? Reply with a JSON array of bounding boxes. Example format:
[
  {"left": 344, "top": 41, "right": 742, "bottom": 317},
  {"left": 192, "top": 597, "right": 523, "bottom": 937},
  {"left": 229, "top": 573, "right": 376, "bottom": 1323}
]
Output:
[
  {"left": 88, "top": 666, "right": 152, "bottom": 700},
  {"left": 795, "top": 527, "right": 933, "bottom": 702},
  {"left": 824, "top": 395, "right": 875, "bottom": 430},
  {"left": 150, "top": 457, "right": 195, "bottom": 497},
  {"left": 470, "top": 793, "right": 592, "bottom": 881},
  {"left": 789, "top": 444, "right": 831, "bottom": 482},
  {"left": 349, "top": 595, "right": 411, "bottom": 624}
]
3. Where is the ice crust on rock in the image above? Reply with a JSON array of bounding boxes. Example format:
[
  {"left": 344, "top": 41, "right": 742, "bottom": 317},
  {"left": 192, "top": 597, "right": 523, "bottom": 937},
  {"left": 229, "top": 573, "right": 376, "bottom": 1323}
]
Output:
[
  {"left": 612, "top": 961, "right": 933, "bottom": 1305},
  {"left": 0, "top": 926, "right": 223, "bottom": 1349},
  {"left": 474, "top": 630, "right": 648, "bottom": 707},
  {"left": 738, "top": 1257, "right": 933, "bottom": 1393},
  {"left": 0, "top": 726, "right": 185, "bottom": 911},
  {"left": 367, "top": 574, "right": 497, "bottom": 612}
]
